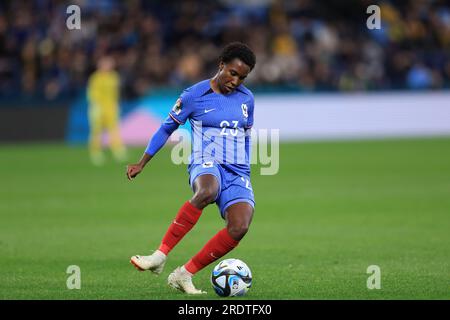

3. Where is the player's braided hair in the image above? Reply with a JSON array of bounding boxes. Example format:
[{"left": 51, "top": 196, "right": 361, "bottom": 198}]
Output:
[{"left": 219, "top": 42, "right": 256, "bottom": 70}]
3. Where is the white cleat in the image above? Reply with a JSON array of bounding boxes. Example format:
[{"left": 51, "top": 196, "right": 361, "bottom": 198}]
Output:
[
  {"left": 168, "top": 267, "right": 206, "bottom": 295},
  {"left": 130, "top": 250, "right": 166, "bottom": 275}
]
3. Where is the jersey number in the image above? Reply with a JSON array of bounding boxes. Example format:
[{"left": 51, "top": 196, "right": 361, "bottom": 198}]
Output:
[{"left": 220, "top": 120, "right": 239, "bottom": 136}]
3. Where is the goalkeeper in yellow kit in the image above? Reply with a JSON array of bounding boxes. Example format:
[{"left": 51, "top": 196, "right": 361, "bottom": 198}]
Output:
[{"left": 87, "top": 56, "right": 127, "bottom": 165}]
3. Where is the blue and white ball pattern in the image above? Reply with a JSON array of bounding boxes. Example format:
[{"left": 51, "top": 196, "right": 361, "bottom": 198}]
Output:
[{"left": 211, "top": 258, "right": 252, "bottom": 297}]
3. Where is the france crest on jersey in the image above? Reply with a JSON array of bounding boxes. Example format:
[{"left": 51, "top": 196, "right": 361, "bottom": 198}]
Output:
[{"left": 168, "top": 79, "right": 254, "bottom": 178}]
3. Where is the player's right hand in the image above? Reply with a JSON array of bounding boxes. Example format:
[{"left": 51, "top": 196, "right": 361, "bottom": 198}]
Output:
[{"left": 126, "top": 164, "right": 143, "bottom": 180}]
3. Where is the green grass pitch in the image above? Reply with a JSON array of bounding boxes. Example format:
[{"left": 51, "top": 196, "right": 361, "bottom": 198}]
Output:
[{"left": 0, "top": 138, "right": 449, "bottom": 299}]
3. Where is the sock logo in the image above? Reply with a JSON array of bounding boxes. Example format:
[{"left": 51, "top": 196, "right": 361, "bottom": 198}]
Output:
[
  {"left": 173, "top": 220, "right": 185, "bottom": 227},
  {"left": 210, "top": 252, "right": 219, "bottom": 259}
]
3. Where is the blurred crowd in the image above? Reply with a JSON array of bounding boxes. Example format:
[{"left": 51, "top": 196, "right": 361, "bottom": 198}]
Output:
[{"left": 0, "top": 0, "right": 449, "bottom": 101}]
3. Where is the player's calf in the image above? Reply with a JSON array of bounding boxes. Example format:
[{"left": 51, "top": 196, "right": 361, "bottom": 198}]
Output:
[{"left": 227, "top": 224, "right": 249, "bottom": 241}]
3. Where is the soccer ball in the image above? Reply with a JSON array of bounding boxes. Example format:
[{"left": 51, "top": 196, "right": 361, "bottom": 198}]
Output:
[{"left": 211, "top": 258, "right": 252, "bottom": 297}]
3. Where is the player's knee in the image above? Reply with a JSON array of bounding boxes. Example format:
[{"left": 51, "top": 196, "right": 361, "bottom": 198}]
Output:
[
  {"left": 192, "top": 187, "right": 217, "bottom": 208},
  {"left": 227, "top": 224, "right": 249, "bottom": 241}
]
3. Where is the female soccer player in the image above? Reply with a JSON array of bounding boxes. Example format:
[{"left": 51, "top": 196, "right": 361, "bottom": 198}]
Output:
[
  {"left": 87, "top": 56, "right": 127, "bottom": 165},
  {"left": 126, "top": 42, "right": 256, "bottom": 294}
]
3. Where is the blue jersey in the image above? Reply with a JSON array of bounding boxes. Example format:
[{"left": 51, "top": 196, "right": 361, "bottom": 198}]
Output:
[
  {"left": 168, "top": 79, "right": 254, "bottom": 177},
  {"left": 144, "top": 79, "right": 256, "bottom": 216}
]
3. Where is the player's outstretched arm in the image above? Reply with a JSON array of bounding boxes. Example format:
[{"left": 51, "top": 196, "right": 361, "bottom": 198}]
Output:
[{"left": 126, "top": 116, "right": 179, "bottom": 181}]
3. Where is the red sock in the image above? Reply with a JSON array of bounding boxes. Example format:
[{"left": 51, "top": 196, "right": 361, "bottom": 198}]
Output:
[
  {"left": 184, "top": 228, "right": 239, "bottom": 274},
  {"left": 158, "top": 201, "right": 202, "bottom": 255}
]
